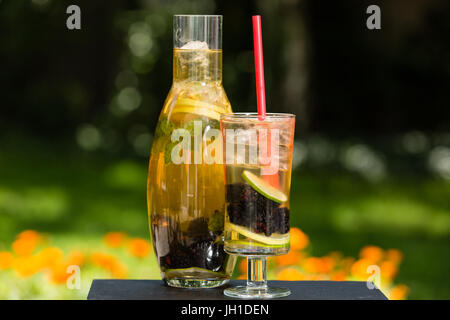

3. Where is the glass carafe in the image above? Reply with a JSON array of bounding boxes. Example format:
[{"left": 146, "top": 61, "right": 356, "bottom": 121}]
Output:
[{"left": 147, "top": 15, "right": 236, "bottom": 288}]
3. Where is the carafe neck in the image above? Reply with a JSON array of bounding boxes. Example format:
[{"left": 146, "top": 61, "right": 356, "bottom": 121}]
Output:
[
  {"left": 173, "top": 15, "right": 222, "bottom": 83},
  {"left": 173, "top": 48, "right": 222, "bottom": 83}
]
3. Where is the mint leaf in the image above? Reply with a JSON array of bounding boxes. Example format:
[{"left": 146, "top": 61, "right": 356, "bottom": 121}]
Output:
[{"left": 155, "top": 117, "right": 175, "bottom": 138}]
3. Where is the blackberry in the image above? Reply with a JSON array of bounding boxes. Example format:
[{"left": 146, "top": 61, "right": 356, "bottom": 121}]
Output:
[
  {"left": 226, "top": 183, "right": 289, "bottom": 236},
  {"left": 188, "top": 240, "right": 209, "bottom": 268},
  {"left": 187, "top": 217, "right": 209, "bottom": 237},
  {"left": 160, "top": 237, "right": 226, "bottom": 271},
  {"left": 273, "top": 207, "right": 290, "bottom": 234},
  {"left": 190, "top": 240, "right": 225, "bottom": 271},
  {"left": 160, "top": 242, "right": 192, "bottom": 269},
  {"left": 158, "top": 215, "right": 227, "bottom": 271}
]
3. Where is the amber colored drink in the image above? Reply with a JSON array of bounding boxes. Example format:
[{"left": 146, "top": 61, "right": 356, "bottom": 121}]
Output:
[{"left": 147, "top": 15, "right": 236, "bottom": 288}]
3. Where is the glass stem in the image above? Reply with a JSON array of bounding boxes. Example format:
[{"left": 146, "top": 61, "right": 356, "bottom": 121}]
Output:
[{"left": 247, "top": 257, "right": 267, "bottom": 289}]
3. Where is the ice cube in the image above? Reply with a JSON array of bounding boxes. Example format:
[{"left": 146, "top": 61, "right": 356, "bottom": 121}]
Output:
[{"left": 181, "top": 41, "right": 209, "bottom": 50}]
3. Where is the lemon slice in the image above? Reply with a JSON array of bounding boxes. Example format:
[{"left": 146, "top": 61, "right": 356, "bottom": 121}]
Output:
[
  {"left": 172, "top": 106, "right": 221, "bottom": 121},
  {"left": 226, "top": 222, "right": 289, "bottom": 245},
  {"left": 226, "top": 240, "right": 287, "bottom": 248},
  {"left": 173, "top": 98, "right": 225, "bottom": 121},
  {"left": 242, "top": 170, "right": 287, "bottom": 203},
  {"left": 176, "top": 98, "right": 225, "bottom": 114}
]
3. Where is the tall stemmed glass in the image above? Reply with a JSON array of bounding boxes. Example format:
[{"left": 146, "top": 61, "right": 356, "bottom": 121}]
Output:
[{"left": 221, "top": 113, "right": 295, "bottom": 298}]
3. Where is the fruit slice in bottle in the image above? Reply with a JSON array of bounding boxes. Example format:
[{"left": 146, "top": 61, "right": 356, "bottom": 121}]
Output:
[
  {"left": 172, "top": 99, "right": 222, "bottom": 120},
  {"left": 176, "top": 98, "right": 225, "bottom": 114},
  {"left": 172, "top": 106, "right": 221, "bottom": 121},
  {"left": 226, "top": 222, "right": 290, "bottom": 245},
  {"left": 226, "top": 239, "right": 286, "bottom": 249},
  {"left": 241, "top": 170, "right": 287, "bottom": 203}
]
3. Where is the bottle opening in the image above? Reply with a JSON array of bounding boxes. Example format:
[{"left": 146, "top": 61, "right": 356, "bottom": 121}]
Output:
[{"left": 173, "top": 15, "right": 222, "bottom": 50}]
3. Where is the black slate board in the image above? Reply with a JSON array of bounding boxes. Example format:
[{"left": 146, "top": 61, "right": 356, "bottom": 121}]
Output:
[{"left": 87, "top": 280, "right": 388, "bottom": 300}]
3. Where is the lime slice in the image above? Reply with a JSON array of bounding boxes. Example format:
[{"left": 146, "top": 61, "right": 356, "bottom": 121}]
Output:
[
  {"left": 242, "top": 170, "right": 287, "bottom": 203},
  {"left": 172, "top": 105, "right": 221, "bottom": 121},
  {"left": 226, "top": 222, "right": 289, "bottom": 245}
]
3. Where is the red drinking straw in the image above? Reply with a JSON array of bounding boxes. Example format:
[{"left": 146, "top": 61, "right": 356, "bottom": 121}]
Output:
[{"left": 252, "top": 15, "right": 266, "bottom": 120}]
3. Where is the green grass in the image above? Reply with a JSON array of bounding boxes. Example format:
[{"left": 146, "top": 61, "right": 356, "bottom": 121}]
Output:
[
  {"left": 289, "top": 170, "right": 450, "bottom": 299},
  {"left": 0, "top": 140, "right": 449, "bottom": 299}
]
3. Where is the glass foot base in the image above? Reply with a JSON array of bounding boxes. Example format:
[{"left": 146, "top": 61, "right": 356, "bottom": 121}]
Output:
[
  {"left": 165, "top": 278, "right": 229, "bottom": 288},
  {"left": 224, "top": 286, "right": 291, "bottom": 299}
]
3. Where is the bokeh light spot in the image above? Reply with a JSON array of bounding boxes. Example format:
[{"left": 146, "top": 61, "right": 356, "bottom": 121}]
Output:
[
  {"left": 116, "top": 87, "right": 142, "bottom": 114},
  {"left": 428, "top": 146, "right": 450, "bottom": 180},
  {"left": 76, "top": 124, "right": 102, "bottom": 151}
]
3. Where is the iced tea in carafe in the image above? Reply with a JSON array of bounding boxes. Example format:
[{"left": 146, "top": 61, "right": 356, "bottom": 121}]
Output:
[{"left": 147, "top": 15, "right": 236, "bottom": 288}]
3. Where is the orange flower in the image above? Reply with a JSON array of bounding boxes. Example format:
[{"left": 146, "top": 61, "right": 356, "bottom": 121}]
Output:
[
  {"left": 320, "top": 257, "right": 335, "bottom": 273},
  {"left": 386, "top": 249, "right": 403, "bottom": 265},
  {"left": 330, "top": 270, "right": 347, "bottom": 281},
  {"left": 350, "top": 259, "right": 372, "bottom": 279},
  {"left": 91, "top": 251, "right": 128, "bottom": 278},
  {"left": 17, "top": 230, "right": 42, "bottom": 242},
  {"left": 35, "top": 247, "right": 64, "bottom": 269},
  {"left": 380, "top": 260, "right": 398, "bottom": 280},
  {"left": 128, "top": 238, "right": 151, "bottom": 258},
  {"left": 48, "top": 262, "right": 71, "bottom": 284},
  {"left": 11, "top": 256, "right": 41, "bottom": 277},
  {"left": 304, "top": 274, "right": 328, "bottom": 280},
  {"left": 0, "top": 251, "right": 14, "bottom": 270},
  {"left": 290, "top": 227, "right": 309, "bottom": 251},
  {"left": 303, "top": 257, "right": 320, "bottom": 273},
  {"left": 67, "top": 250, "right": 85, "bottom": 267},
  {"left": 275, "top": 250, "right": 304, "bottom": 267},
  {"left": 11, "top": 238, "right": 37, "bottom": 257},
  {"left": 104, "top": 232, "right": 127, "bottom": 248},
  {"left": 111, "top": 262, "right": 128, "bottom": 278},
  {"left": 389, "top": 284, "right": 409, "bottom": 300},
  {"left": 276, "top": 268, "right": 304, "bottom": 281},
  {"left": 91, "top": 252, "right": 118, "bottom": 270},
  {"left": 359, "top": 246, "right": 384, "bottom": 264},
  {"left": 303, "top": 257, "right": 334, "bottom": 274}
]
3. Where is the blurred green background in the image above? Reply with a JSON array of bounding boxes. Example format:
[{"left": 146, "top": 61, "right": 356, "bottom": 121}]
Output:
[{"left": 0, "top": 0, "right": 449, "bottom": 299}]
